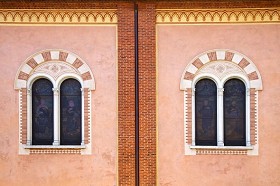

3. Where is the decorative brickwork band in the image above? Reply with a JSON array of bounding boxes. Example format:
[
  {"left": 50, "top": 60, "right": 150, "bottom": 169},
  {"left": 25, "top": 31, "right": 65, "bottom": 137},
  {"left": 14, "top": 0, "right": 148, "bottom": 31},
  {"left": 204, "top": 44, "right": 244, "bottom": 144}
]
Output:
[
  {"left": 184, "top": 89, "right": 192, "bottom": 145},
  {"left": 156, "top": 8, "right": 280, "bottom": 24},
  {"left": 20, "top": 88, "right": 27, "bottom": 144},
  {"left": 180, "top": 49, "right": 263, "bottom": 91},
  {"left": 0, "top": 9, "right": 117, "bottom": 24},
  {"left": 84, "top": 88, "right": 90, "bottom": 144},
  {"left": 15, "top": 49, "right": 95, "bottom": 90},
  {"left": 250, "top": 89, "right": 257, "bottom": 145}
]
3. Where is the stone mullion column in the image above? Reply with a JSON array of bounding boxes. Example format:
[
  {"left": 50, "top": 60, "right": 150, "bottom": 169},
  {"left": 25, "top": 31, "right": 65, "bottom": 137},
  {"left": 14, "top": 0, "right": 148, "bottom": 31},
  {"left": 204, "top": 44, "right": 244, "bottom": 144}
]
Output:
[
  {"left": 52, "top": 88, "right": 59, "bottom": 146},
  {"left": 138, "top": 3, "right": 157, "bottom": 185},
  {"left": 217, "top": 88, "right": 224, "bottom": 146}
]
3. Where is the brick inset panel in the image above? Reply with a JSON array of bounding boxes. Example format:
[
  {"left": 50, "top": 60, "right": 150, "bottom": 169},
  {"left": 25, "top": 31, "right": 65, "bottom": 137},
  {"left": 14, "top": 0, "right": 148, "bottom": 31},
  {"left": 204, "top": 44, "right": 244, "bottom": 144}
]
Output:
[
  {"left": 184, "top": 71, "right": 195, "bottom": 80},
  {"left": 59, "top": 51, "right": 68, "bottom": 61},
  {"left": 81, "top": 72, "right": 92, "bottom": 80},
  {"left": 192, "top": 58, "right": 203, "bottom": 69},
  {"left": 42, "top": 51, "right": 51, "bottom": 61},
  {"left": 248, "top": 71, "right": 258, "bottom": 80},
  {"left": 18, "top": 71, "right": 29, "bottom": 80},
  {"left": 207, "top": 51, "right": 217, "bottom": 61},
  {"left": 73, "top": 58, "right": 84, "bottom": 69},
  {"left": 27, "top": 58, "right": 38, "bottom": 68},
  {"left": 225, "top": 51, "right": 234, "bottom": 61},
  {"left": 238, "top": 58, "right": 250, "bottom": 68}
]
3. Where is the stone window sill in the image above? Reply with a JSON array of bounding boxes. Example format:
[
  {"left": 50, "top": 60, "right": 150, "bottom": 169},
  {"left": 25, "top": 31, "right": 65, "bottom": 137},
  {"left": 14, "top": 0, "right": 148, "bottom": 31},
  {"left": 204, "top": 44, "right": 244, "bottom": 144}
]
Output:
[
  {"left": 190, "top": 146, "right": 253, "bottom": 150},
  {"left": 23, "top": 145, "right": 86, "bottom": 149}
]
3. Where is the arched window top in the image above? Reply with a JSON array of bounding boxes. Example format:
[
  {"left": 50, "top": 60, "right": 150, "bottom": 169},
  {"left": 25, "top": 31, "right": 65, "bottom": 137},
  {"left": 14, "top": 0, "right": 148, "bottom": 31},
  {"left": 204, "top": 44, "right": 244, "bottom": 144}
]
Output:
[
  {"left": 180, "top": 49, "right": 263, "bottom": 91},
  {"left": 32, "top": 78, "right": 53, "bottom": 96},
  {"left": 14, "top": 49, "right": 95, "bottom": 90},
  {"left": 60, "top": 78, "right": 82, "bottom": 95}
]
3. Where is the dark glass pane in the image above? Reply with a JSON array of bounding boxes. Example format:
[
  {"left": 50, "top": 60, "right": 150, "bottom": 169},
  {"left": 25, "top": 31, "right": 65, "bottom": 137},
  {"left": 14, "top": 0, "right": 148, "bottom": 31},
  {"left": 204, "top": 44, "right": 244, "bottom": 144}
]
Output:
[
  {"left": 195, "top": 79, "right": 217, "bottom": 146},
  {"left": 224, "top": 79, "right": 246, "bottom": 146},
  {"left": 60, "top": 79, "right": 82, "bottom": 145},
  {"left": 32, "top": 79, "right": 54, "bottom": 145}
]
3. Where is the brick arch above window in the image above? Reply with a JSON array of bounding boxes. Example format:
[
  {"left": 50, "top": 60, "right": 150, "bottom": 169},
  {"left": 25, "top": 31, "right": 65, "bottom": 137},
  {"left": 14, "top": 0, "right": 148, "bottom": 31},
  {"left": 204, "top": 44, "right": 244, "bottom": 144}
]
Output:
[
  {"left": 14, "top": 49, "right": 95, "bottom": 90},
  {"left": 180, "top": 49, "right": 263, "bottom": 91}
]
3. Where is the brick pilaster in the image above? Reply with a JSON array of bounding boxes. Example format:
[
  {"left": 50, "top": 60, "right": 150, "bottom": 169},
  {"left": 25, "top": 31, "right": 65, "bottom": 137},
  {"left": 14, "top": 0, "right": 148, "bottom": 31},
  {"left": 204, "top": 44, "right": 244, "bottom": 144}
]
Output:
[
  {"left": 138, "top": 3, "right": 157, "bottom": 185},
  {"left": 117, "top": 3, "right": 136, "bottom": 185}
]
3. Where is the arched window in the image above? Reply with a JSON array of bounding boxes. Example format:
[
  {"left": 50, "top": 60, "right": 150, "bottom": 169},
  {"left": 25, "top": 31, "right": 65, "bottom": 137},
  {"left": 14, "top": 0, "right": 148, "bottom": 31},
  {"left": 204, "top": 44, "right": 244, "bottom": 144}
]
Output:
[
  {"left": 60, "top": 79, "right": 82, "bottom": 145},
  {"left": 180, "top": 50, "right": 263, "bottom": 155},
  {"left": 224, "top": 79, "right": 246, "bottom": 146},
  {"left": 15, "top": 49, "right": 95, "bottom": 154},
  {"left": 195, "top": 79, "right": 217, "bottom": 146},
  {"left": 32, "top": 78, "right": 54, "bottom": 145}
]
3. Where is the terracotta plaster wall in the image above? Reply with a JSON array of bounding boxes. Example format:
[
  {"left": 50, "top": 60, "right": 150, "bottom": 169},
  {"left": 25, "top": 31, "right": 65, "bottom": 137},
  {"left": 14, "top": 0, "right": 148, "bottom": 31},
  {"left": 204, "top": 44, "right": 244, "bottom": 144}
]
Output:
[
  {"left": 157, "top": 24, "right": 280, "bottom": 186},
  {"left": 0, "top": 26, "right": 117, "bottom": 186}
]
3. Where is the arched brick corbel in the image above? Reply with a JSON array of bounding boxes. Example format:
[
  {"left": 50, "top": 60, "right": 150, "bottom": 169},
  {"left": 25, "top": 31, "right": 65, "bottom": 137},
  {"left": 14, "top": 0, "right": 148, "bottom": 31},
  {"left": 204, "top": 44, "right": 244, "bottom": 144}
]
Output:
[
  {"left": 14, "top": 49, "right": 95, "bottom": 90},
  {"left": 180, "top": 49, "right": 263, "bottom": 91}
]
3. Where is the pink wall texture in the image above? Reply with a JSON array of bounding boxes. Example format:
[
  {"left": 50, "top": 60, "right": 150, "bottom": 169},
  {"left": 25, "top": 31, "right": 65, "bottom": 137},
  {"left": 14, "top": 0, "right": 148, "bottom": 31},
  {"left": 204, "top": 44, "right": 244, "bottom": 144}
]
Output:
[
  {"left": 157, "top": 24, "right": 280, "bottom": 186},
  {"left": 0, "top": 26, "right": 117, "bottom": 185}
]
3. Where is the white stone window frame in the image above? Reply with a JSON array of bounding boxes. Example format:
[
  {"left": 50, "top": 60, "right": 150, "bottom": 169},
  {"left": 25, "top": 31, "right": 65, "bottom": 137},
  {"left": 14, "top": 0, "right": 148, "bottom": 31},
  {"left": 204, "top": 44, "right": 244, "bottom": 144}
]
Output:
[
  {"left": 26, "top": 73, "right": 85, "bottom": 147},
  {"left": 180, "top": 49, "right": 262, "bottom": 155},
  {"left": 191, "top": 73, "right": 251, "bottom": 147},
  {"left": 15, "top": 49, "right": 95, "bottom": 155}
]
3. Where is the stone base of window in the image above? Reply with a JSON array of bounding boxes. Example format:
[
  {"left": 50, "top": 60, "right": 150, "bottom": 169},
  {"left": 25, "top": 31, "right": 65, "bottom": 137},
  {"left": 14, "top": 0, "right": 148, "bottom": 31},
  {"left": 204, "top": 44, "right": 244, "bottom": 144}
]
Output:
[
  {"left": 19, "top": 143, "right": 91, "bottom": 155},
  {"left": 185, "top": 144, "right": 258, "bottom": 155}
]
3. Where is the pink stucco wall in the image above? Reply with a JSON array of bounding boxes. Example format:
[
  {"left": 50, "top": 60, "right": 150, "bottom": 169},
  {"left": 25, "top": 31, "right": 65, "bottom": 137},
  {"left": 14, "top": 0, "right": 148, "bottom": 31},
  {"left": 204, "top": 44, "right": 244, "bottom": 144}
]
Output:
[
  {"left": 0, "top": 26, "right": 117, "bottom": 185},
  {"left": 158, "top": 24, "right": 280, "bottom": 186}
]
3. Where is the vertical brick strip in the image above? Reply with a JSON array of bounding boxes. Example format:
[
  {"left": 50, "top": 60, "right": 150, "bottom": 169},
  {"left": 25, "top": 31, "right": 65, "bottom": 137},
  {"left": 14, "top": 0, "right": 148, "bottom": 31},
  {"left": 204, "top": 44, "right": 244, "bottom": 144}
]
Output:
[
  {"left": 84, "top": 88, "right": 90, "bottom": 144},
  {"left": 21, "top": 88, "right": 27, "bottom": 144},
  {"left": 250, "top": 89, "right": 257, "bottom": 145},
  {"left": 138, "top": 3, "right": 156, "bottom": 185},
  {"left": 186, "top": 89, "right": 192, "bottom": 144},
  {"left": 118, "top": 3, "right": 136, "bottom": 185}
]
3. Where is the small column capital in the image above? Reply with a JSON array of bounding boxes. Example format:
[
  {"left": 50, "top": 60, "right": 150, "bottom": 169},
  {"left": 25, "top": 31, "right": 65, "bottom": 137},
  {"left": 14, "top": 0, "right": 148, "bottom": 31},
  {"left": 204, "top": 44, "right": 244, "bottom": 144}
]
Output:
[
  {"left": 246, "top": 88, "right": 250, "bottom": 96},
  {"left": 218, "top": 88, "right": 224, "bottom": 96},
  {"left": 27, "top": 88, "right": 32, "bottom": 95},
  {"left": 192, "top": 88, "right": 196, "bottom": 96},
  {"left": 52, "top": 88, "right": 59, "bottom": 95}
]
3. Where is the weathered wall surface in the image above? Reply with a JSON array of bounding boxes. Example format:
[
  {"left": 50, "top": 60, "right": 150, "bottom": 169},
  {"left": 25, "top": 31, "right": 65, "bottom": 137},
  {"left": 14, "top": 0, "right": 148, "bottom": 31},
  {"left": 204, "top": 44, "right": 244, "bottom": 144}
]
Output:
[
  {"left": 157, "top": 24, "right": 280, "bottom": 186},
  {"left": 0, "top": 26, "right": 117, "bottom": 185}
]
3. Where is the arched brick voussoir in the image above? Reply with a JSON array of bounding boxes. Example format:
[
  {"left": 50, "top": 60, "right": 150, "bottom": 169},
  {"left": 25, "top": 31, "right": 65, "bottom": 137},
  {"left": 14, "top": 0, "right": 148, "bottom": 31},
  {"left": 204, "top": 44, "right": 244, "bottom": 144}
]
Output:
[
  {"left": 180, "top": 49, "right": 263, "bottom": 90},
  {"left": 14, "top": 49, "right": 95, "bottom": 90}
]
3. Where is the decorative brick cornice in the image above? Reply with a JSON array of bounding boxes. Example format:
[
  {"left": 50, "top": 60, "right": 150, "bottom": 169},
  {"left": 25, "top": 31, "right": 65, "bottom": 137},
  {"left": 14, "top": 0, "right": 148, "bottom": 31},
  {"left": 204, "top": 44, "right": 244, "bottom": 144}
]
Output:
[
  {"left": 0, "top": 9, "right": 117, "bottom": 24},
  {"left": 156, "top": 8, "right": 280, "bottom": 23}
]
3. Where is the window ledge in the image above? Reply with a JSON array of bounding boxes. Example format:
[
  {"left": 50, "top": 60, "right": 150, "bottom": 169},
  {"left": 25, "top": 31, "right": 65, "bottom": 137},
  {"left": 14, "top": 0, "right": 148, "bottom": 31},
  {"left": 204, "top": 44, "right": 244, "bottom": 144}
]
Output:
[
  {"left": 23, "top": 145, "right": 86, "bottom": 149},
  {"left": 190, "top": 146, "right": 253, "bottom": 150}
]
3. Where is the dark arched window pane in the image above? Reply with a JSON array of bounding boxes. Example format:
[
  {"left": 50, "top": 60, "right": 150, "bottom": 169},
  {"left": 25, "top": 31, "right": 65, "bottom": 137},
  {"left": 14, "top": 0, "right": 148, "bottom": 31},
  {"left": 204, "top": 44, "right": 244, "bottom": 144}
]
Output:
[
  {"left": 224, "top": 79, "right": 246, "bottom": 146},
  {"left": 195, "top": 79, "right": 217, "bottom": 146},
  {"left": 32, "top": 79, "right": 54, "bottom": 145},
  {"left": 60, "top": 79, "right": 82, "bottom": 145}
]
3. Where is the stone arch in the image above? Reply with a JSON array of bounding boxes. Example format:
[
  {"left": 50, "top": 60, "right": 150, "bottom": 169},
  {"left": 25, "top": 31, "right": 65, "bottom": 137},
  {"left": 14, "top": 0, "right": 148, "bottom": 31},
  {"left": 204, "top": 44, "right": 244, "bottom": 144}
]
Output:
[
  {"left": 180, "top": 49, "right": 263, "bottom": 90},
  {"left": 14, "top": 49, "right": 95, "bottom": 90}
]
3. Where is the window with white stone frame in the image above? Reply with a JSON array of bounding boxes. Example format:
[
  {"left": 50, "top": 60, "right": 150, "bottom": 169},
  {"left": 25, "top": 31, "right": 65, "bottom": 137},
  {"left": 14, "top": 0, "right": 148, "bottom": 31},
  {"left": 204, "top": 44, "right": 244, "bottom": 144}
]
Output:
[
  {"left": 14, "top": 49, "right": 95, "bottom": 155},
  {"left": 180, "top": 49, "right": 262, "bottom": 155}
]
